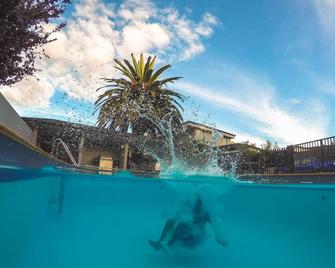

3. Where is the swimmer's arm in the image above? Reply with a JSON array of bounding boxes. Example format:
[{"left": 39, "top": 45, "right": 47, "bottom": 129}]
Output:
[
  {"left": 206, "top": 207, "right": 228, "bottom": 247},
  {"left": 209, "top": 216, "right": 228, "bottom": 247}
]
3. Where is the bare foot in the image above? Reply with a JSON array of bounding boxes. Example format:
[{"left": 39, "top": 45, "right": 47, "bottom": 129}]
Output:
[{"left": 148, "top": 239, "right": 166, "bottom": 251}]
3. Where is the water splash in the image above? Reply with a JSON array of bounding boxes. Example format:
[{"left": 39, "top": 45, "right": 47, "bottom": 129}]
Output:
[{"left": 134, "top": 107, "right": 239, "bottom": 178}]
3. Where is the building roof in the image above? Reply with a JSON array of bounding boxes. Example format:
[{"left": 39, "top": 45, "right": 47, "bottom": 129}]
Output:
[
  {"left": 23, "top": 117, "right": 135, "bottom": 145},
  {"left": 182, "top": 121, "right": 236, "bottom": 139},
  {"left": 24, "top": 118, "right": 236, "bottom": 146}
]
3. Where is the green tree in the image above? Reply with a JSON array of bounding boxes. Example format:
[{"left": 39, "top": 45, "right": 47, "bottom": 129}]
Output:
[
  {"left": 94, "top": 53, "right": 185, "bottom": 135},
  {"left": 261, "top": 140, "right": 279, "bottom": 151}
]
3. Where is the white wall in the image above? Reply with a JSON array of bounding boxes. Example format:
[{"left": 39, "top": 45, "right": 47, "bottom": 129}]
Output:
[{"left": 0, "top": 93, "right": 33, "bottom": 143}]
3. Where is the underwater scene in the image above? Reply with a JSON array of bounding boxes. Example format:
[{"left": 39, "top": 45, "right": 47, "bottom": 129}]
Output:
[{"left": 1, "top": 167, "right": 334, "bottom": 268}]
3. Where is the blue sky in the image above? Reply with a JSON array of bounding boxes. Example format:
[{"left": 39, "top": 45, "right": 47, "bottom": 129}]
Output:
[{"left": 1, "top": 0, "right": 335, "bottom": 145}]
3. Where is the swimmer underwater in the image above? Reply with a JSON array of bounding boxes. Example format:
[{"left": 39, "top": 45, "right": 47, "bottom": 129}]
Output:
[{"left": 148, "top": 196, "right": 228, "bottom": 251}]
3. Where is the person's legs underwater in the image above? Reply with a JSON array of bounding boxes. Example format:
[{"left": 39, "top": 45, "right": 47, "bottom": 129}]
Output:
[
  {"left": 149, "top": 220, "right": 201, "bottom": 251},
  {"left": 148, "top": 219, "right": 177, "bottom": 251}
]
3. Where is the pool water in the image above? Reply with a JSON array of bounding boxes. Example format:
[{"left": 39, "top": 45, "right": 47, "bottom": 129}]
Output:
[{"left": 1, "top": 167, "right": 335, "bottom": 268}]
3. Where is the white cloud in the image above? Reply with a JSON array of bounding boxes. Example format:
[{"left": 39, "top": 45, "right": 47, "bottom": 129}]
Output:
[
  {"left": 314, "top": 78, "right": 335, "bottom": 95},
  {"left": 118, "top": 0, "right": 154, "bottom": 21},
  {"left": 177, "top": 67, "right": 329, "bottom": 145},
  {"left": 195, "top": 13, "right": 218, "bottom": 37},
  {"left": 164, "top": 9, "right": 218, "bottom": 60},
  {"left": 233, "top": 132, "right": 266, "bottom": 147},
  {"left": 0, "top": 0, "right": 217, "bottom": 109},
  {"left": 1, "top": 77, "right": 55, "bottom": 108},
  {"left": 121, "top": 21, "right": 171, "bottom": 54},
  {"left": 312, "top": 0, "right": 335, "bottom": 34},
  {"left": 214, "top": 122, "right": 266, "bottom": 146}
]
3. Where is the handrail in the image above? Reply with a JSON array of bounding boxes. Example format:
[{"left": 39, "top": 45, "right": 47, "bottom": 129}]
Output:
[{"left": 51, "top": 138, "right": 78, "bottom": 168}]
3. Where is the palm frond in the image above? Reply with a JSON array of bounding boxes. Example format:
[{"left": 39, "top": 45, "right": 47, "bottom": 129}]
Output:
[
  {"left": 150, "top": 64, "right": 171, "bottom": 83},
  {"left": 95, "top": 53, "right": 185, "bottom": 133},
  {"left": 131, "top": 53, "right": 140, "bottom": 76}
]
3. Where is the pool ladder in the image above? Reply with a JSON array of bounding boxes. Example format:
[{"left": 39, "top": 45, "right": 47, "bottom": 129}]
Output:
[
  {"left": 51, "top": 138, "right": 79, "bottom": 168},
  {"left": 51, "top": 138, "right": 78, "bottom": 218}
]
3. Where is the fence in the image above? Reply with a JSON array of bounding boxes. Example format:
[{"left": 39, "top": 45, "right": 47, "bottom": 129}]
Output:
[{"left": 264, "top": 136, "right": 335, "bottom": 174}]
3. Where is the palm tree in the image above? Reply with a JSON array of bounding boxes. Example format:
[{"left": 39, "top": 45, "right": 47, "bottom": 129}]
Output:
[{"left": 94, "top": 53, "right": 185, "bottom": 135}]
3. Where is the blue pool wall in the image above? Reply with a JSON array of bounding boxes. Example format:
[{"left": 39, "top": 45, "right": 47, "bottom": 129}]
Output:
[{"left": 0, "top": 126, "right": 69, "bottom": 170}]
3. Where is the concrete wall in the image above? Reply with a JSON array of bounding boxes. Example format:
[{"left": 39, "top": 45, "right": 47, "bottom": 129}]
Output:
[{"left": 0, "top": 93, "right": 33, "bottom": 143}]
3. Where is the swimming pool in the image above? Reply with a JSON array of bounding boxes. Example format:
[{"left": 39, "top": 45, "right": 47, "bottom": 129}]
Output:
[{"left": 1, "top": 165, "right": 335, "bottom": 268}]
